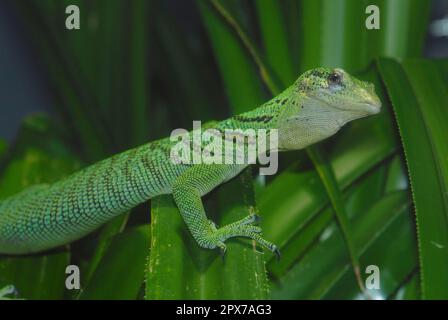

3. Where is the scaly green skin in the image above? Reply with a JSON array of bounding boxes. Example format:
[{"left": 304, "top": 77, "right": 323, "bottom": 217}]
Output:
[{"left": 0, "top": 68, "right": 381, "bottom": 257}]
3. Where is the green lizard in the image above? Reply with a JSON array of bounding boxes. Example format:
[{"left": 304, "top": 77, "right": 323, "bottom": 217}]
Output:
[{"left": 0, "top": 68, "right": 381, "bottom": 261}]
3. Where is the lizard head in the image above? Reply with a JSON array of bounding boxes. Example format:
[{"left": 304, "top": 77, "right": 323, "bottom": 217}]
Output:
[{"left": 276, "top": 67, "right": 382, "bottom": 150}]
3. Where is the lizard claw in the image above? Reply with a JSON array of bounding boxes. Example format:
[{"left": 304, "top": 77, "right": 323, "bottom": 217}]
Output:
[
  {"left": 272, "top": 245, "right": 281, "bottom": 261},
  {"left": 218, "top": 242, "right": 227, "bottom": 260}
]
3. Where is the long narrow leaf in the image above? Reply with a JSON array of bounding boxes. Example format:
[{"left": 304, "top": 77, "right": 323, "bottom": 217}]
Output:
[
  {"left": 272, "top": 191, "right": 411, "bottom": 299},
  {"left": 146, "top": 170, "right": 269, "bottom": 299},
  {"left": 378, "top": 58, "right": 448, "bottom": 299},
  {"left": 79, "top": 225, "right": 150, "bottom": 300},
  {"left": 254, "top": 0, "right": 295, "bottom": 85}
]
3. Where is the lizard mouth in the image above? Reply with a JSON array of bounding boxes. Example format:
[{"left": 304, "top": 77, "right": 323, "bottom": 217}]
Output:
[
  {"left": 357, "top": 101, "right": 382, "bottom": 115},
  {"left": 333, "top": 101, "right": 381, "bottom": 117},
  {"left": 312, "top": 95, "right": 382, "bottom": 115}
]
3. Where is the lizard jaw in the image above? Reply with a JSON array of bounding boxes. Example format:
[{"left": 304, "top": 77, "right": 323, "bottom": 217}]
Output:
[{"left": 357, "top": 101, "right": 382, "bottom": 115}]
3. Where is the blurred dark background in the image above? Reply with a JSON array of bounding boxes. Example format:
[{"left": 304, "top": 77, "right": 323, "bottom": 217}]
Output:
[{"left": 0, "top": 0, "right": 447, "bottom": 142}]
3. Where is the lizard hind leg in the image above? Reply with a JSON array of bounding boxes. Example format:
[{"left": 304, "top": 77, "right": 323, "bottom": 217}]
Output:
[
  {"left": 200, "top": 214, "right": 276, "bottom": 257},
  {"left": 172, "top": 164, "right": 279, "bottom": 259}
]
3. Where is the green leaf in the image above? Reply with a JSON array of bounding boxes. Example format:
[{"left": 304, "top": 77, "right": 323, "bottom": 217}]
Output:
[
  {"left": 254, "top": 0, "right": 295, "bottom": 85},
  {"left": 272, "top": 191, "right": 412, "bottom": 299},
  {"left": 0, "top": 116, "right": 81, "bottom": 199},
  {"left": 436, "top": 59, "right": 448, "bottom": 84},
  {"left": 13, "top": 1, "right": 109, "bottom": 160},
  {"left": 267, "top": 157, "right": 389, "bottom": 278},
  {"left": 78, "top": 225, "right": 150, "bottom": 300},
  {"left": 154, "top": 2, "right": 222, "bottom": 122},
  {"left": 323, "top": 195, "right": 417, "bottom": 300},
  {"left": 299, "top": 0, "right": 371, "bottom": 73},
  {"left": 378, "top": 58, "right": 448, "bottom": 299},
  {"left": 393, "top": 273, "right": 420, "bottom": 300},
  {"left": 324, "top": 158, "right": 415, "bottom": 299},
  {"left": 307, "top": 145, "right": 363, "bottom": 291},
  {"left": 0, "top": 252, "right": 70, "bottom": 300},
  {"left": 145, "top": 195, "right": 185, "bottom": 299},
  {"left": 374, "top": 0, "right": 430, "bottom": 58},
  {"left": 81, "top": 213, "right": 130, "bottom": 288},
  {"left": 298, "top": 0, "right": 430, "bottom": 73},
  {"left": 384, "top": 155, "right": 409, "bottom": 193},
  {"left": 127, "top": 0, "right": 150, "bottom": 146},
  {"left": 196, "top": 0, "right": 265, "bottom": 114},
  {"left": 14, "top": 0, "right": 152, "bottom": 156}
]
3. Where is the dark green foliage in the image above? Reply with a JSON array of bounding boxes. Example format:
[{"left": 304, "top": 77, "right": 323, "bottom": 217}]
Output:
[{"left": 0, "top": 0, "right": 446, "bottom": 299}]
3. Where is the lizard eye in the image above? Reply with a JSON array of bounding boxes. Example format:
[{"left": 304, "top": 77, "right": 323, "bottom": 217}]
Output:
[{"left": 328, "top": 72, "right": 342, "bottom": 86}]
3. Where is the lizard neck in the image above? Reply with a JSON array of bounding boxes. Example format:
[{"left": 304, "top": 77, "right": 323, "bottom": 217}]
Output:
[{"left": 218, "top": 85, "right": 297, "bottom": 131}]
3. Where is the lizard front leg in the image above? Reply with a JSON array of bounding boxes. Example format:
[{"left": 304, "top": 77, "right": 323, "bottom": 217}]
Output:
[{"left": 172, "top": 164, "right": 279, "bottom": 257}]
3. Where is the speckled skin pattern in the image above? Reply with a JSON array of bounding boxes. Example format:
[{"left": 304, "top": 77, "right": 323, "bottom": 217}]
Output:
[{"left": 0, "top": 68, "right": 381, "bottom": 255}]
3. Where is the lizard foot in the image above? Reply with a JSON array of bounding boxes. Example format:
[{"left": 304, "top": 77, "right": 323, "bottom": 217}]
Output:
[
  {"left": 206, "top": 223, "right": 279, "bottom": 259},
  {"left": 220, "top": 214, "right": 261, "bottom": 230},
  {"left": 199, "top": 216, "right": 278, "bottom": 259},
  {"left": 237, "top": 213, "right": 261, "bottom": 225}
]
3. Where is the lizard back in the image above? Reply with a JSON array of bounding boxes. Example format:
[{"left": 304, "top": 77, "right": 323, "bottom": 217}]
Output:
[{"left": 0, "top": 137, "right": 186, "bottom": 254}]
